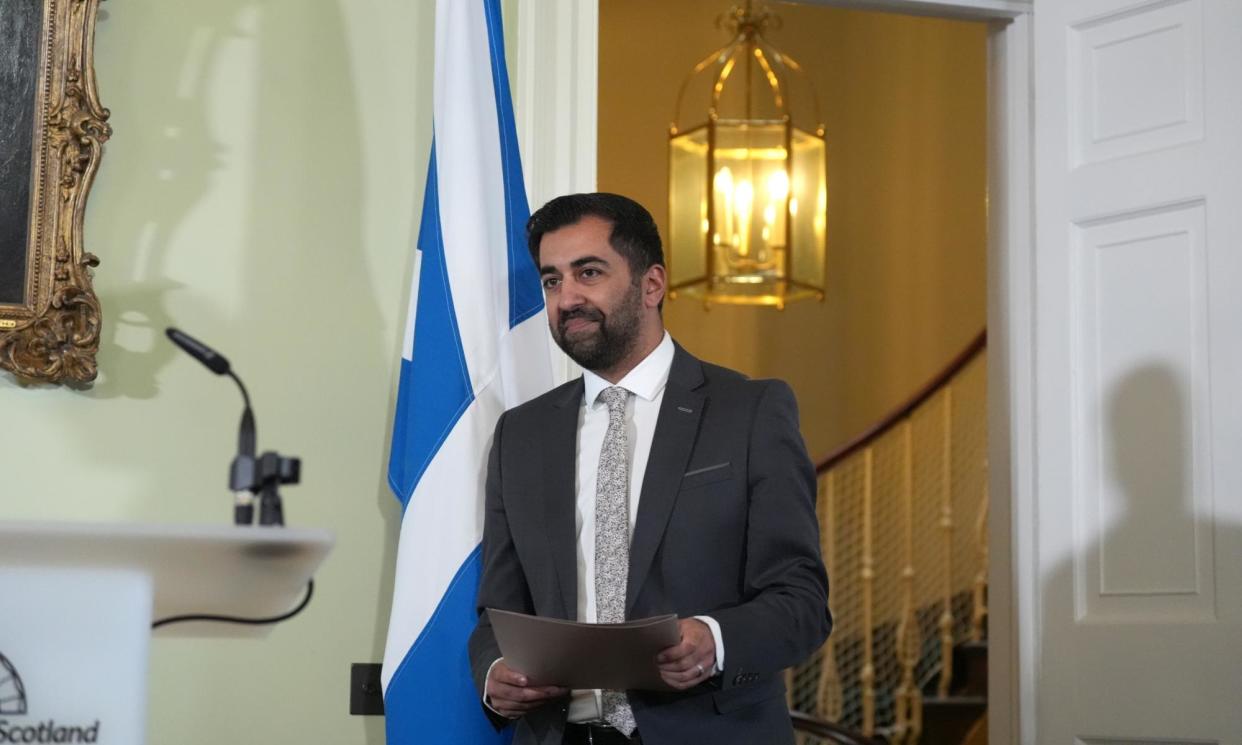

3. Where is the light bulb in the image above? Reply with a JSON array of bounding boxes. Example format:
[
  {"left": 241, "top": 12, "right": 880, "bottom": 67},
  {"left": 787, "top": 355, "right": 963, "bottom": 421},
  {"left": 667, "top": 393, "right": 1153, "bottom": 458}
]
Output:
[{"left": 767, "top": 170, "right": 789, "bottom": 201}]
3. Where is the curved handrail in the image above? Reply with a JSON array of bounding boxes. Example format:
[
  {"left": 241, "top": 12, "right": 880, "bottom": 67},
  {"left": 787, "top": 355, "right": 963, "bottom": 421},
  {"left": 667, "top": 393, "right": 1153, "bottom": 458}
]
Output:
[
  {"left": 814, "top": 329, "right": 987, "bottom": 473},
  {"left": 789, "top": 711, "right": 881, "bottom": 745}
]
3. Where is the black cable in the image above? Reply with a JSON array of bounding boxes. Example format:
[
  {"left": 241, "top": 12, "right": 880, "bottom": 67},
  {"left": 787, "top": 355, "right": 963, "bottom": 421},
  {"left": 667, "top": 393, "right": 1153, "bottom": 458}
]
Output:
[
  {"left": 151, "top": 579, "right": 314, "bottom": 630},
  {"left": 226, "top": 369, "right": 252, "bottom": 411}
]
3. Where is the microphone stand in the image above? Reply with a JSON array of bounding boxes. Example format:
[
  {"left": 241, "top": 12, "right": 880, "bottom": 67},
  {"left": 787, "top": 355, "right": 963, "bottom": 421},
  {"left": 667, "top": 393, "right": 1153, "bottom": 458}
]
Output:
[
  {"left": 150, "top": 326, "right": 317, "bottom": 634},
  {"left": 167, "top": 327, "right": 300, "bottom": 527},
  {"left": 228, "top": 372, "right": 258, "bottom": 525}
]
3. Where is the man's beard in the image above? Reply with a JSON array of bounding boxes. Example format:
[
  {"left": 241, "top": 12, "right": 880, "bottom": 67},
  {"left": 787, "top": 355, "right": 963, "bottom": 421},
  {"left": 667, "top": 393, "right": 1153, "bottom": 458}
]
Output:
[{"left": 552, "top": 283, "right": 642, "bottom": 372}]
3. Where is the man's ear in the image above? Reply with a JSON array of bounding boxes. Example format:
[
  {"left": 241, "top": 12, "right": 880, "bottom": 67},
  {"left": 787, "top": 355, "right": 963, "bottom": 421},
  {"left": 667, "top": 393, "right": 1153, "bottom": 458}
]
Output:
[{"left": 642, "top": 264, "right": 667, "bottom": 309}]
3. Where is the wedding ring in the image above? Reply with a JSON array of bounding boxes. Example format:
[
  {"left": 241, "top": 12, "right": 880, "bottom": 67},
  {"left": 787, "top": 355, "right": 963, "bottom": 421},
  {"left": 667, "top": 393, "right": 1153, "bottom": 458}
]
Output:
[{"left": 696, "top": 663, "right": 705, "bottom": 677}]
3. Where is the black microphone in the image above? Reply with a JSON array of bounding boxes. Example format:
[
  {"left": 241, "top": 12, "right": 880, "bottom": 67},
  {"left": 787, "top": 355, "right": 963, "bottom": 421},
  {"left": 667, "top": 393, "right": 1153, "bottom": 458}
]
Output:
[
  {"left": 166, "top": 327, "right": 260, "bottom": 525},
  {"left": 166, "top": 327, "right": 231, "bottom": 375}
]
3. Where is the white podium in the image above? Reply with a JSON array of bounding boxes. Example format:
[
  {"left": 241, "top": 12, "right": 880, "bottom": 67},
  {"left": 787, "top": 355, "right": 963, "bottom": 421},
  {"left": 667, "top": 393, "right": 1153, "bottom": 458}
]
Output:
[{"left": 0, "top": 521, "right": 333, "bottom": 745}]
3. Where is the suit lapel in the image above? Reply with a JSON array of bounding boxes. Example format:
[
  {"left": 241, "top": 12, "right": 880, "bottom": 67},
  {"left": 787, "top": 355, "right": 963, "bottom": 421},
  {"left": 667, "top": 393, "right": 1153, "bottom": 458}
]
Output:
[
  {"left": 542, "top": 378, "right": 583, "bottom": 620},
  {"left": 626, "top": 345, "right": 706, "bottom": 616}
]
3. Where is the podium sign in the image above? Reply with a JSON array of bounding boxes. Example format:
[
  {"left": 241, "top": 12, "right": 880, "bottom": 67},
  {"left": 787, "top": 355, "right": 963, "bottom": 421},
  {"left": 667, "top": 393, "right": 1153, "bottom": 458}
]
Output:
[
  {"left": 0, "top": 570, "right": 151, "bottom": 744},
  {"left": 0, "top": 522, "right": 334, "bottom": 745}
]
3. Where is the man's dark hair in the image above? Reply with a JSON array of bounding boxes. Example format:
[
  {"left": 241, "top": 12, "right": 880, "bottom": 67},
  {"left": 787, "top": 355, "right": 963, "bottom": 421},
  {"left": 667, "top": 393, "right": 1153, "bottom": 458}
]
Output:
[{"left": 526, "top": 193, "right": 665, "bottom": 277}]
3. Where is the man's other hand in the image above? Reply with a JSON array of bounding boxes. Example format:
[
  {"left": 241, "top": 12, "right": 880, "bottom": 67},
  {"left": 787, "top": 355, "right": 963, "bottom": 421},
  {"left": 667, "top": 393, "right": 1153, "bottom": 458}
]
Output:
[
  {"left": 655, "top": 617, "right": 716, "bottom": 690},
  {"left": 486, "top": 660, "right": 569, "bottom": 719}
]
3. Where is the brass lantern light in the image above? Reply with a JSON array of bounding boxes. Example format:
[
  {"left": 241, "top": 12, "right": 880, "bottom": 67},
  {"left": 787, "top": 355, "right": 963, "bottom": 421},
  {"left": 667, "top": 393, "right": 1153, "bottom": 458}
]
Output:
[{"left": 667, "top": 1, "right": 827, "bottom": 309}]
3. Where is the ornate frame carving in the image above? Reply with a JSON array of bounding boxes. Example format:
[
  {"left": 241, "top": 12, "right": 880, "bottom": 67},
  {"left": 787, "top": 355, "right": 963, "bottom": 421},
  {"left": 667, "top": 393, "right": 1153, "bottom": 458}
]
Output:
[{"left": 0, "top": 0, "right": 110, "bottom": 384}]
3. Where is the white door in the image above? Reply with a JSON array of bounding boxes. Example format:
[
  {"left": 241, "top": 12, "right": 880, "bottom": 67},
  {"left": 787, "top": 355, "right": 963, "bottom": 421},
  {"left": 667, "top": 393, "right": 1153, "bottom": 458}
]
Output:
[{"left": 1031, "top": 0, "right": 1242, "bottom": 741}]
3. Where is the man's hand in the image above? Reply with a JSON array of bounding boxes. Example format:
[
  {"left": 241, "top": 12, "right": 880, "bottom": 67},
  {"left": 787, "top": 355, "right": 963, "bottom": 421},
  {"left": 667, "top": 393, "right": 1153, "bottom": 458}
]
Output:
[
  {"left": 655, "top": 618, "right": 717, "bottom": 690},
  {"left": 485, "top": 660, "right": 568, "bottom": 720}
]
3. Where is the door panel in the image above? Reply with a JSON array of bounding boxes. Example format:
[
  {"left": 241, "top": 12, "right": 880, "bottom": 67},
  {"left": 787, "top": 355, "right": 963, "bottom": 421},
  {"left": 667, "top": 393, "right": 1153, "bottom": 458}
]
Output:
[{"left": 1034, "top": 0, "right": 1242, "bottom": 742}]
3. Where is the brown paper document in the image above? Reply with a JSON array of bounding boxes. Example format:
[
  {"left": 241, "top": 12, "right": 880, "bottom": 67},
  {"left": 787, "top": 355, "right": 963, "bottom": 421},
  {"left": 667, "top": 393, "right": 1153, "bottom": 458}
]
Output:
[{"left": 487, "top": 608, "right": 681, "bottom": 691}]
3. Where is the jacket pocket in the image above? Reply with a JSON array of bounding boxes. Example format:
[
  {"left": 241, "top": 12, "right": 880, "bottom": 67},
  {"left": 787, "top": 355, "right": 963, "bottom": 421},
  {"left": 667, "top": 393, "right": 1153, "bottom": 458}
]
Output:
[
  {"left": 712, "top": 676, "right": 784, "bottom": 714},
  {"left": 679, "top": 461, "right": 733, "bottom": 491}
]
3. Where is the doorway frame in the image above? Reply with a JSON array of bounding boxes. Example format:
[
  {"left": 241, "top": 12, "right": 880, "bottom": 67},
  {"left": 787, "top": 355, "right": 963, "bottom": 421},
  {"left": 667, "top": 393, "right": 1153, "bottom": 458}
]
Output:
[{"left": 512, "top": 3, "right": 1038, "bottom": 742}]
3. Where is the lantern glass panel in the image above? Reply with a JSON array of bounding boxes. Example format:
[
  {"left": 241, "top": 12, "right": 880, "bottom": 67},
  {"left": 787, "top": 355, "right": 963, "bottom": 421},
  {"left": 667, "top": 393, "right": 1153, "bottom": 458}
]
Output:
[
  {"left": 668, "top": 126, "right": 709, "bottom": 289},
  {"left": 709, "top": 122, "right": 790, "bottom": 288},
  {"left": 790, "top": 127, "right": 827, "bottom": 291}
]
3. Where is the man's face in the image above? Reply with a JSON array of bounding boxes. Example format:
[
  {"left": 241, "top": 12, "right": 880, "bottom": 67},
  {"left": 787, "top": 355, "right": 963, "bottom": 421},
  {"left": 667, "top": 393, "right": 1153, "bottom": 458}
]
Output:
[{"left": 538, "top": 215, "right": 645, "bottom": 373}]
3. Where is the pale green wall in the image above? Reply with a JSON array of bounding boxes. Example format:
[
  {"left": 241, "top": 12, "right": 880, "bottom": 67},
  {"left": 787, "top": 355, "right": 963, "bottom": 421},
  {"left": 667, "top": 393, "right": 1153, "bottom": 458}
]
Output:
[{"left": 0, "top": 1, "right": 435, "bottom": 742}]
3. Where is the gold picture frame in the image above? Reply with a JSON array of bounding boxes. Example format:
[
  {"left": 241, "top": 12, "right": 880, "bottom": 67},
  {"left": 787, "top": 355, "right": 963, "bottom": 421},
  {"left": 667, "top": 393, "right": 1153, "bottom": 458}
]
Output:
[{"left": 0, "top": 0, "right": 110, "bottom": 385}]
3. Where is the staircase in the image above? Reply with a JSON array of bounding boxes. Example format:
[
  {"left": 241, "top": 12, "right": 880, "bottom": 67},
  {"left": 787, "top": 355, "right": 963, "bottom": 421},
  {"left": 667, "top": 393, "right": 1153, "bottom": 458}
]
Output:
[
  {"left": 787, "top": 331, "right": 989, "bottom": 745},
  {"left": 916, "top": 639, "right": 987, "bottom": 745}
]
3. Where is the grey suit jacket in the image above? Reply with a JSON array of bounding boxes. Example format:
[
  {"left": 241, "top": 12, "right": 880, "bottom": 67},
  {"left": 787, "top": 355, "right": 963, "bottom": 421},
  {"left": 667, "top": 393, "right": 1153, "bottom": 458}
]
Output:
[{"left": 469, "top": 344, "right": 831, "bottom": 745}]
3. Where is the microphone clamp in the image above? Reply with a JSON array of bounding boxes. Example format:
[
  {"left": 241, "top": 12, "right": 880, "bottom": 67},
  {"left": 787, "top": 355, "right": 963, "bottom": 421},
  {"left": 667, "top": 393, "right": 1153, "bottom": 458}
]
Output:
[{"left": 230, "top": 451, "right": 301, "bottom": 526}]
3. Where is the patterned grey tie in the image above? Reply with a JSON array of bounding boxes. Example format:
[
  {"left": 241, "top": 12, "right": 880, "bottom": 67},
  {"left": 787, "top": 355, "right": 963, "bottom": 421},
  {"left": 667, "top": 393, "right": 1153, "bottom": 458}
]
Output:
[{"left": 595, "top": 386, "right": 637, "bottom": 735}]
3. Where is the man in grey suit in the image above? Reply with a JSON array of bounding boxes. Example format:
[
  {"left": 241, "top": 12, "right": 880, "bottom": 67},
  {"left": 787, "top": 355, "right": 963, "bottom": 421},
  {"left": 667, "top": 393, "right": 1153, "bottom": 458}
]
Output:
[{"left": 469, "top": 193, "right": 830, "bottom": 745}]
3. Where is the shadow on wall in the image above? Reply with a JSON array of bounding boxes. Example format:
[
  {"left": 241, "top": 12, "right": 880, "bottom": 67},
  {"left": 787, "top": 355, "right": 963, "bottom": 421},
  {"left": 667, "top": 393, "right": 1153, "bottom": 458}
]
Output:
[
  {"left": 88, "top": 1, "right": 227, "bottom": 400},
  {"left": 88, "top": 0, "right": 388, "bottom": 402},
  {"left": 1040, "top": 363, "right": 1233, "bottom": 722},
  {"left": 83, "top": 3, "right": 401, "bottom": 741}
]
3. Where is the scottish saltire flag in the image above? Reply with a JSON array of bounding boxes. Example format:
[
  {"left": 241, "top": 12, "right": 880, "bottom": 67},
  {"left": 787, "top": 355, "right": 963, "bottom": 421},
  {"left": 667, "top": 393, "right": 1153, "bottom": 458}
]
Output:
[{"left": 381, "top": 0, "right": 552, "bottom": 741}]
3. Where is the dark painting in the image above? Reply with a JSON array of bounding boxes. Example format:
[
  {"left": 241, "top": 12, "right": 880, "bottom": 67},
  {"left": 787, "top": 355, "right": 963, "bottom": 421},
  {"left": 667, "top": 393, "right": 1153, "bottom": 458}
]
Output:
[{"left": 0, "top": 0, "right": 44, "bottom": 307}]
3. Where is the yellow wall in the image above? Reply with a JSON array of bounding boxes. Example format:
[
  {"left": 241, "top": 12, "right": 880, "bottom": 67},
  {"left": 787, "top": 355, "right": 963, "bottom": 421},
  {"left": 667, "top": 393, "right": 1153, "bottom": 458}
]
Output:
[
  {"left": 598, "top": 1, "right": 988, "bottom": 459},
  {"left": 0, "top": 1, "right": 433, "bottom": 742}
]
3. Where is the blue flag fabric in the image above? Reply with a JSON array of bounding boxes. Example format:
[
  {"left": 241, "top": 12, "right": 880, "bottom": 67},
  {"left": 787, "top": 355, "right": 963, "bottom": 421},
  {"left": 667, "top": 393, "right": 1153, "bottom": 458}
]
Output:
[{"left": 382, "top": 1, "right": 552, "bottom": 741}]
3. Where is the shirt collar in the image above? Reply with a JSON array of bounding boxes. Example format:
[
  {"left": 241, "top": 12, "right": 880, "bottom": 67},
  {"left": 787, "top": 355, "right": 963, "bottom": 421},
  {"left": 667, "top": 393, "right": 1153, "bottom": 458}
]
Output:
[{"left": 583, "top": 331, "right": 674, "bottom": 407}]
